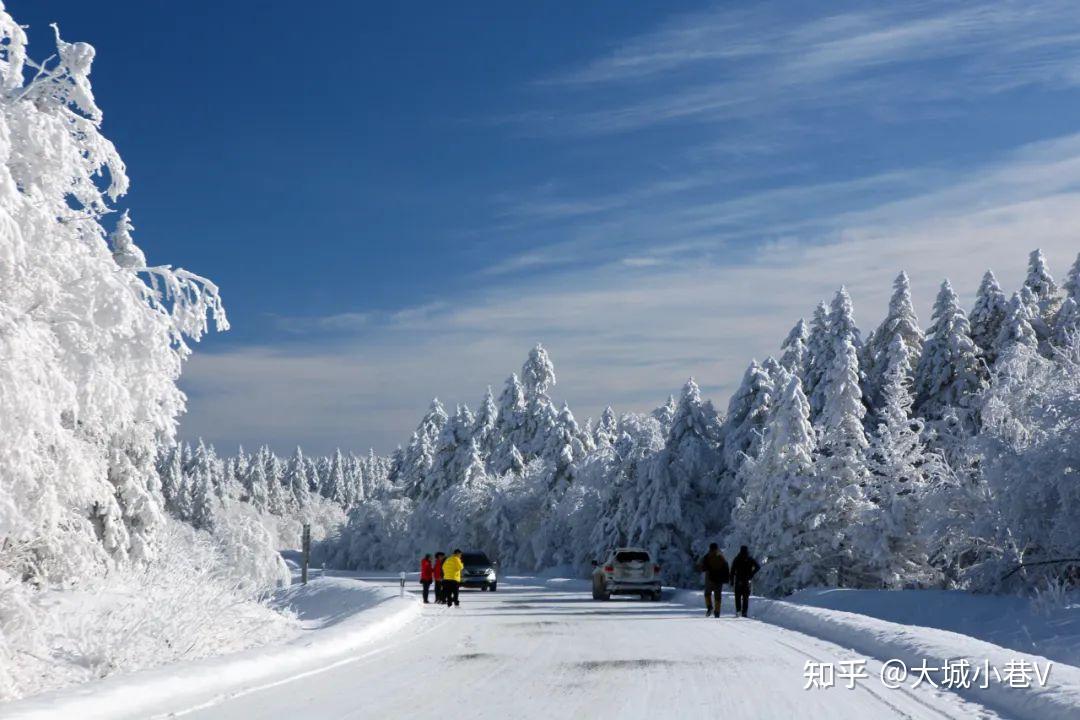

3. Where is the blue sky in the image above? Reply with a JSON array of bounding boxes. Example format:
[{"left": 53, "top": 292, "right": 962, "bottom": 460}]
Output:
[{"left": 21, "top": 1, "right": 1080, "bottom": 453}]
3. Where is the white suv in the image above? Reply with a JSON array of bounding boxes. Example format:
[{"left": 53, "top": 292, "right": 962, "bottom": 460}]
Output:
[{"left": 591, "top": 547, "right": 662, "bottom": 601}]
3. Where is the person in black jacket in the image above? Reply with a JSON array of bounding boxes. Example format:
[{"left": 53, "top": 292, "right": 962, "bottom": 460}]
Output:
[
  {"left": 730, "top": 545, "right": 760, "bottom": 617},
  {"left": 696, "top": 543, "right": 730, "bottom": 618}
]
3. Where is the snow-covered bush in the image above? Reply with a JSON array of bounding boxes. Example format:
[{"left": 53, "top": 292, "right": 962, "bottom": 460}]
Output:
[{"left": 0, "top": 521, "right": 297, "bottom": 701}]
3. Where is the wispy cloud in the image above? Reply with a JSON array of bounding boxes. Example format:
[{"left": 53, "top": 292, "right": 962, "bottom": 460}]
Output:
[
  {"left": 527, "top": 1, "right": 1080, "bottom": 135},
  {"left": 183, "top": 132, "right": 1080, "bottom": 454}
]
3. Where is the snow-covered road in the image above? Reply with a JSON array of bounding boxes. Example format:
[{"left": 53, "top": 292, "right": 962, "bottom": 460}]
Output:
[{"left": 175, "top": 576, "right": 1003, "bottom": 720}]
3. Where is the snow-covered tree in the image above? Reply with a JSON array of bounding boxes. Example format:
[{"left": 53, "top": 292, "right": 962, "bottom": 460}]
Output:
[
  {"left": 729, "top": 375, "right": 829, "bottom": 594},
  {"left": 628, "top": 379, "right": 723, "bottom": 584},
  {"left": 969, "top": 270, "right": 1008, "bottom": 363},
  {"left": 284, "top": 446, "right": 311, "bottom": 512},
  {"left": 863, "top": 272, "right": 923, "bottom": 415},
  {"left": 995, "top": 292, "right": 1039, "bottom": 363},
  {"left": 472, "top": 386, "right": 499, "bottom": 456},
  {"left": 721, "top": 359, "right": 775, "bottom": 472},
  {"left": 651, "top": 395, "right": 677, "bottom": 435},
  {"left": 0, "top": 6, "right": 225, "bottom": 590},
  {"left": 594, "top": 406, "right": 618, "bottom": 448},
  {"left": 1023, "top": 248, "right": 1060, "bottom": 322},
  {"left": 779, "top": 319, "right": 810, "bottom": 379},
  {"left": 913, "top": 280, "right": 986, "bottom": 426},
  {"left": 397, "top": 399, "right": 447, "bottom": 498},
  {"left": 862, "top": 335, "right": 940, "bottom": 588},
  {"left": 815, "top": 309, "right": 873, "bottom": 585},
  {"left": 804, "top": 301, "right": 833, "bottom": 419}
]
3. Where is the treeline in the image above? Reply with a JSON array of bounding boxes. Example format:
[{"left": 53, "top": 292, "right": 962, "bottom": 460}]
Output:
[
  {"left": 317, "top": 249, "right": 1080, "bottom": 595},
  {"left": 157, "top": 442, "right": 392, "bottom": 532}
]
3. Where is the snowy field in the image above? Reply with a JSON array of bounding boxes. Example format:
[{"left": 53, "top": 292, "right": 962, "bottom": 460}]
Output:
[{"left": 5, "top": 572, "right": 1080, "bottom": 720}]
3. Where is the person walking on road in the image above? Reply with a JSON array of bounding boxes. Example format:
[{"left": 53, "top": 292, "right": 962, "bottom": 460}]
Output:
[
  {"left": 730, "top": 545, "right": 760, "bottom": 618},
  {"left": 433, "top": 551, "right": 446, "bottom": 603},
  {"left": 420, "top": 554, "right": 434, "bottom": 604},
  {"left": 442, "top": 549, "right": 464, "bottom": 607},
  {"left": 696, "top": 543, "right": 730, "bottom": 618}
]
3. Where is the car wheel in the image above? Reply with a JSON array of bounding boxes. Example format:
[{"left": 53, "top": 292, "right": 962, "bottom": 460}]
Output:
[
  {"left": 652, "top": 591, "right": 662, "bottom": 601},
  {"left": 490, "top": 583, "right": 497, "bottom": 592}
]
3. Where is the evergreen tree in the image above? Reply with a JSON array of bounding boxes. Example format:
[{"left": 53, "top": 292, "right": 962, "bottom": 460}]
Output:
[
  {"left": 995, "top": 292, "right": 1039, "bottom": 361},
  {"left": 729, "top": 375, "right": 826, "bottom": 594},
  {"left": 1024, "top": 248, "right": 1060, "bottom": 321},
  {"left": 284, "top": 446, "right": 311, "bottom": 512},
  {"left": 189, "top": 468, "right": 217, "bottom": 532},
  {"left": 629, "top": 379, "right": 723, "bottom": 584},
  {"left": 779, "top": 319, "right": 810, "bottom": 380},
  {"left": 969, "top": 270, "right": 1008, "bottom": 363},
  {"left": 594, "top": 406, "right": 618, "bottom": 448},
  {"left": 913, "top": 280, "right": 986, "bottom": 425},
  {"left": 398, "top": 399, "right": 447, "bottom": 498},
  {"left": 158, "top": 445, "right": 185, "bottom": 516},
  {"left": 262, "top": 447, "right": 286, "bottom": 515},
  {"left": 243, "top": 448, "right": 269, "bottom": 511},
  {"left": 863, "top": 272, "right": 923, "bottom": 415},
  {"left": 651, "top": 395, "right": 677, "bottom": 435},
  {"left": 721, "top": 359, "right": 775, "bottom": 472},
  {"left": 472, "top": 386, "right": 499, "bottom": 456},
  {"left": 804, "top": 301, "right": 832, "bottom": 420},
  {"left": 491, "top": 374, "right": 527, "bottom": 474},
  {"left": 863, "top": 335, "right": 938, "bottom": 588},
  {"left": 816, "top": 318, "right": 872, "bottom": 585},
  {"left": 325, "top": 449, "right": 349, "bottom": 506},
  {"left": 425, "top": 404, "right": 476, "bottom": 501}
]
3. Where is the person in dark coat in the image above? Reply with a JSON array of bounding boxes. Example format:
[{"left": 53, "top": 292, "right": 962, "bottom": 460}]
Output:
[
  {"left": 419, "top": 554, "right": 434, "bottom": 604},
  {"left": 696, "top": 542, "right": 730, "bottom": 618},
  {"left": 730, "top": 545, "right": 760, "bottom": 617},
  {"left": 433, "top": 552, "right": 446, "bottom": 603}
]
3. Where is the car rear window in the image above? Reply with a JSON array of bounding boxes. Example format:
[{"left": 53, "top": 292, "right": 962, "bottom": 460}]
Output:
[
  {"left": 461, "top": 553, "right": 490, "bottom": 566},
  {"left": 615, "top": 551, "right": 650, "bottom": 563}
]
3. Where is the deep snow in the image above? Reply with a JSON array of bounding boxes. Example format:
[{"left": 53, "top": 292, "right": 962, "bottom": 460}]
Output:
[{"left": 785, "top": 587, "right": 1080, "bottom": 667}]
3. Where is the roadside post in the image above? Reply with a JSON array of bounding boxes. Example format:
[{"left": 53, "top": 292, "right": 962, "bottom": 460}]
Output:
[
  {"left": 301, "top": 524, "right": 311, "bottom": 585},
  {"left": 399, "top": 571, "right": 406, "bottom": 597}
]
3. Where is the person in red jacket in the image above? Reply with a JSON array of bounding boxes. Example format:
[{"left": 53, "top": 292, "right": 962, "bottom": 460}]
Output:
[
  {"left": 433, "top": 551, "right": 446, "bottom": 604},
  {"left": 419, "top": 554, "right": 434, "bottom": 604}
]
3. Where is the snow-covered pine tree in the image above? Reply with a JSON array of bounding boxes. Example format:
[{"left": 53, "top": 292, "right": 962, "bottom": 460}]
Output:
[
  {"left": 425, "top": 404, "right": 476, "bottom": 501},
  {"left": 1024, "top": 248, "right": 1061, "bottom": 323},
  {"left": 518, "top": 345, "right": 560, "bottom": 460},
  {"left": 189, "top": 468, "right": 218, "bottom": 533},
  {"left": 721, "top": 359, "right": 775, "bottom": 473},
  {"left": 728, "top": 375, "right": 826, "bottom": 594},
  {"left": 262, "top": 447, "right": 287, "bottom": 515},
  {"left": 969, "top": 270, "right": 1008, "bottom": 363},
  {"left": 242, "top": 448, "right": 269, "bottom": 511},
  {"left": 158, "top": 445, "right": 186, "bottom": 517},
  {"left": 628, "top": 379, "right": 723, "bottom": 584},
  {"left": 804, "top": 301, "right": 832, "bottom": 420},
  {"left": 472, "top": 386, "right": 499, "bottom": 456},
  {"left": 815, "top": 303, "right": 873, "bottom": 586},
  {"left": 397, "top": 399, "right": 447, "bottom": 499},
  {"left": 594, "top": 406, "right": 618, "bottom": 448},
  {"left": 651, "top": 395, "right": 678, "bottom": 435},
  {"left": 779, "top": 319, "right": 810, "bottom": 380},
  {"left": 284, "top": 446, "right": 310, "bottom": 512},
  {"left": 862, "top": 334, "right": 939, "bottom": 588},
  {"left": 1018, "top": 285, "right": 1053, "bottom": 352},
  {"left": 863, "top": 272, "right": 923, "bottom": 416},
  {"left": 324, "top": 449, "right": 349, "bottom": 507},
  {"left": 994, "top": 292, "right": 1039, "bottom": 365},
  {"left": 490, "top": 374, "right": 527, "bottom": 474},
  {"left": 913, "top": 280, "right": 986, "bottom": 427}
]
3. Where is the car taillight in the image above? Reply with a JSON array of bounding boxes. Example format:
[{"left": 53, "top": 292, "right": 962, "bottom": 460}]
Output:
[
  {"left": 604, "top": 565, "right": 614, "bottom": 573},
  {"left": 653, "top": 564, "right": 661, "bottom": 573}
]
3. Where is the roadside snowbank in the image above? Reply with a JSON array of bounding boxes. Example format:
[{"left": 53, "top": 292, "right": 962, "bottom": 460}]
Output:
[
  {"left": 785, "top": 587, "right": 1080, "bottom": 668},
  {"left": 1, "top": 576, "right": 419, "bottom": 720},
  {"left": 666, "top": 586, "right": 1080, "bottom": 720}
]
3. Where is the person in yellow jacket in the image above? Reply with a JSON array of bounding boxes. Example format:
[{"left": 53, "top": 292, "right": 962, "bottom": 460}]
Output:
[{"left": 441, "top": 549, "right": 464, "bottom": 607}]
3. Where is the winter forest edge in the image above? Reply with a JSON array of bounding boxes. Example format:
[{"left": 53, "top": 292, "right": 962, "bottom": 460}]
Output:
[{"left": 1, "top": 0, "right": 1080, "bottom": 703}]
